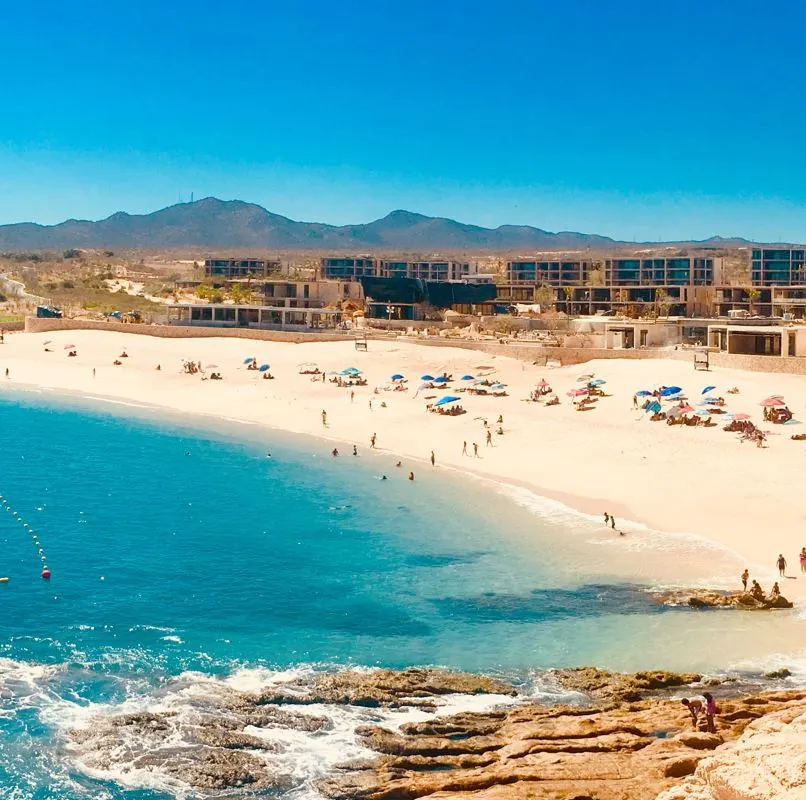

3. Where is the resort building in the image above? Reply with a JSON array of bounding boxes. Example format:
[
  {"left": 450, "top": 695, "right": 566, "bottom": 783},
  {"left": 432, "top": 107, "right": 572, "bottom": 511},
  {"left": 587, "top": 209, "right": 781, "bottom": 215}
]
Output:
[
  {"left": 751, "top": 248, "right": 806, "bottom": 286},
  {"left": 167, "top": 303, "right": 344, "bottom": 331},
  {"left": 707, "top": 319, "right": 806, "bottom": 358},
  {"left": 319, "top": 257, "right": 377, "bottom": 281},
  {"left": 203, "top": 258, "right": 279, "bottom": 278},
  {"left": 497, "top": 255, "right": 723, "bottom": 316}
]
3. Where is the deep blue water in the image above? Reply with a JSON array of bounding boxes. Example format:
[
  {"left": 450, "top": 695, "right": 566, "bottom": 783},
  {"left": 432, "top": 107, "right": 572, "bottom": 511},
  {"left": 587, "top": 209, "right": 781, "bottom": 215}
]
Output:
[{"left": 0, "top": 389, "right": 800, "bottom": 799}]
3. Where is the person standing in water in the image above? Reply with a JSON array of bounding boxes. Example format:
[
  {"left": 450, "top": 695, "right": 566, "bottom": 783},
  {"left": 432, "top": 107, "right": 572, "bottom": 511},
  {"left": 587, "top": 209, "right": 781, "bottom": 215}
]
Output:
[
  {"left": 610, "top": 515, "right": 616, "bottom": 530},
  {"left": 430, "top": 451, "right": 435, "bottom": 466},
  {"left": 321, "top": 410, "right": 327, "bottom": 426},
  {"left": 777, "top": 553, "right": 787, "bottom": 577},
  {"left": 408, "top": 471, "right": 415, "bottom": 481},
  {"left": 604, "top": 512, "right": 610, "bottom": 526},
  {"left": 370, "top": 433, "right": 377, "bottom": 449},
  {"left": 352, "top": 445, "right": 358, "bottom": 456}
]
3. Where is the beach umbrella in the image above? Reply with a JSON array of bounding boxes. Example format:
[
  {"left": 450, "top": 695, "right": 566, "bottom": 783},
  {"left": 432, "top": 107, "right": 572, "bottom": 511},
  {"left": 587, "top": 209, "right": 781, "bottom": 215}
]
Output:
[
  {"left": 243, "top": 357, "right": 255, "bottom": 364},
  {"left": 577, "top": 373, "right": 594, "bottom": 382},
  {"left": 635, "top": 390, "right": 652, "bottom": 397},
  {"left": 659, "top": 386, "right": 682, "bottom": 397},
  {"left": 258, "top": 364, "right": 271, "bottom": 372},
  {"left": 461, "top": 375, "right": 475, "bottom": 381},
  {"left": 433, "top": 376, "right": 448, "bottom": 384},
  {"left": 421, "top": 374, "right": 435, "bottom": 381},
  {"left": 679, "top": 404, "right": 694, "bottom": 413},
  {"left": 537, "top": 379, "right": 549, "bottom": 387},
  {"left": 760, "top": 398, "right": 786, "bottom": 407},
  {"left": 701, "top": 385, "right": 716, "bottom": 394},
  {"left": 434, "top": 395, "right": 461, "bottom": 406},
  {"left": 205, "top": 364, "right": 218, "bottom": 369},
  {"left": 390, "top": 374, "right": 404, "bottom": 381},
  {"left": 491, "top": 383, "right": 506, "bottom": 389},
  {"left": 732, "top": 413, "right": 751, "bottom": 420},
  {"left": 43, "top": 340, "right": 52, "bottom": 345},
  {"left": 694, "top": 409, "right": 711, "bottom": 417},
  {"left": 340, "top": 367, "right": 361, "bottom": 376},
  {"left": 702, "top": 396, "right": 720, "bottom": 404},
  {"left": 63, "top": 344, "right": 76, "bottom": 349},
  {"left": 668, "top": 407, "right": 684, "bottom": 418},
  {"left": 590, "top": 378, "right": 606, "bottom": 386},
  {"left": 645, "top": 400, "right": 662, "bottom": 413},
  {"left": 764, "top": 395, "right": 784, "bottom": 402},
  {"left": 567, "top": 388, "right": 588, "bottom": 397}
]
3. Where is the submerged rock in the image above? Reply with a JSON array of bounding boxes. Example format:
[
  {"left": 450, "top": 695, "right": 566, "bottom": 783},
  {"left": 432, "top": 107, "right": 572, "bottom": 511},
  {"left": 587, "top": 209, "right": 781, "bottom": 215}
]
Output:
[{"left": 553, "top": 667, "right": 703, "bottom": 703}]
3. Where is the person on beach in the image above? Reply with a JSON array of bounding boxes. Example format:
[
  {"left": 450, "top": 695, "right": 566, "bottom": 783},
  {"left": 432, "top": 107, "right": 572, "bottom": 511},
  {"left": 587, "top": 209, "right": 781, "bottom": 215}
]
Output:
[
  {"left": 331, "top": 448, "right": 339, "bottom": 457},
  {"left": 430, "top": 451, "right": 435, "bottom": 466},
  {"left": 408, "top": 471, "right": 415, "bottom": 481},
  {"left": 702, "top": 692, "right": 717, "bottom": 733},
  {"left": 473, "top": 442, "right": 479, "bottom": 457},
  {"left": 4, "top": 368, "right": 8, "bottom": 379},
  {"left": 462, "top": 441, "right": 467, "bottom": 456},
  {"left": 353, "top": 445, "right": 358, "bottom": 456},
  {"left": 741, "top": 569, "right": 749, "bottom": 591},
  {"left": 800, "top": 547, "right": 806, "bottom": 573},
  {"left": 350, "top": 390, "right": 354, "bottom": 403},
  {"left": 681, "top": 697, "right": 703, "bottom": 729},
  {"left": 369, "top": 399, "right": 373, "bottom": 411},
  {"left": 497, "top": 415, "right": 503, "bottom": 424},
  {"left": 610, "top": 515, "right": 616, "bottom": 530},
  {"left": 770, "top": 582, "right": 781, "bottom": 599},
  {"left": 321, "top": 410, "right": 327, "bottom": 427},
  {"left": 92, "top": 368, "right": 96, "bottom": 378},
  {"left": 486, "top": 430, "right": 493, "bottom": 447},
  {"left": 750, "top": 580, "right": 765, "bottom": 600},
  {"left": 777, "top": 553, "right": 787, "bottom": 577},
  {"left": 395, "top": 461, "right": 402, "bottom": 468},
  {"left": 604, "top": 512, "right": 610, "bottom": 526},
  {"left": 370, "top": 433, "right": 377, "bottom": 449}
]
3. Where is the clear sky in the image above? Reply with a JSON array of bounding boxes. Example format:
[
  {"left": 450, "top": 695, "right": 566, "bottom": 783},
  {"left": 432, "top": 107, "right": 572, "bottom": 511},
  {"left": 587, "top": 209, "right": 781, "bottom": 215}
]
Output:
[{"left": 2, "top": 0, "right": 806, "bottom": 240}]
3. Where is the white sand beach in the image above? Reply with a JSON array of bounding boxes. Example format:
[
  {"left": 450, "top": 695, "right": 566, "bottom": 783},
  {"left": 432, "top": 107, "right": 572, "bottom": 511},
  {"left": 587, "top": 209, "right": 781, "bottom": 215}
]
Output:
[{"left": 1, "top": 329, "right": 804, "bottom": 597}]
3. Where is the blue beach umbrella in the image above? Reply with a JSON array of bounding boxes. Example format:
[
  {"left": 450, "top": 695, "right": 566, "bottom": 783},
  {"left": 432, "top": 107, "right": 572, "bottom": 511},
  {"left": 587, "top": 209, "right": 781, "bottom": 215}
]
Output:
[
  {"left": 694, "top": 409, "right": 711, "bottom": 417},
  {"left": 243, "top": 357, "right": 255, "bottom": 364},
  {"left": 390, "top": 374, "right": 404, "bottom": 381},
  {"left": 659, "top": 386, "right": 683, "bottom": 397},
  {"left": 635, "top": 390, "right": 652, "bottom": 396},
  {"left": 340, "top": 367, "right": 361, "bottom": 376},
  {"left": 701, "top": 385, "right": 716, "bottom": 395},
  {"left": 461, "top": 375, "right": 474, "bottom": 381},
  {"left": 259, "top": 364, "right": 271, "bottom": 372},
  {"left": 421, "top": 374, "right": 435, "bottom": 381},
  {"left": 433, "top": 376, "right": 448, "bottom": 384},
  {"left": 590, "top": 378, "right": 606, "bottom": 386},
  {"left": 645, "top": 401, "right": 662, "bottom": 413},
  {"left": 434, "top": 395, "right": 460, "bottom": 406}
]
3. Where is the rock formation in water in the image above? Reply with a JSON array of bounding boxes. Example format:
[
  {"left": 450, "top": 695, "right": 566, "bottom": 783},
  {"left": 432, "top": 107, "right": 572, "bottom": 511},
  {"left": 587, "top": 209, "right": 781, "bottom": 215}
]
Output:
[
  {"left": 67, "top": 667, "right": 806, "bottom": 799},
  {"left": 652, "top": 588, "right": 793, "bottom": 610}
]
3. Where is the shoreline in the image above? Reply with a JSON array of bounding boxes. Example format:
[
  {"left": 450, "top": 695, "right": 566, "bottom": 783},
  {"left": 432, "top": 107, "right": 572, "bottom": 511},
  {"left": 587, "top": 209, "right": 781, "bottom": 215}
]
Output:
[{"left": 0, "top": 329, "right": 802, "bottom": 600}]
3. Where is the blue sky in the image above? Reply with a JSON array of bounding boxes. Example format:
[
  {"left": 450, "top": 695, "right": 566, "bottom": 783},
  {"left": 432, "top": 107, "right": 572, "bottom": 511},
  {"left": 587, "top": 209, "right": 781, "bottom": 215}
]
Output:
[{"left": 2, "top": 0, "right": 805, "bottom": 240}]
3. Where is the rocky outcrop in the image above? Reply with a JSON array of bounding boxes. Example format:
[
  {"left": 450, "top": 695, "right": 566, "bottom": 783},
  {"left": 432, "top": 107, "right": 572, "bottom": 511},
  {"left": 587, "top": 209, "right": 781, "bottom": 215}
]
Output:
[
  {"left": 652, "top": 589, "right": 793, "bottom": 610},
  {"left": 317, "top": 673, "right": 806, "bottom": 800},
  {"left": 657, "top": 702, "right": 806, "bottom": 800},
  {"left": 67, "top": 667, "right": 806, "bottom": 800},
  {"left": 246, "top": 667, "right": 516, "bottom": 709}
]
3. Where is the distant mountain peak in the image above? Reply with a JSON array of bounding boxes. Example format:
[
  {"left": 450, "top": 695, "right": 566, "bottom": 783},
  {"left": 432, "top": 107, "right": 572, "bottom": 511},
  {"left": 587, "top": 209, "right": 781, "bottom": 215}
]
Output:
[{"left": 0, "top": 199, "right": 760, "bottom": 251}]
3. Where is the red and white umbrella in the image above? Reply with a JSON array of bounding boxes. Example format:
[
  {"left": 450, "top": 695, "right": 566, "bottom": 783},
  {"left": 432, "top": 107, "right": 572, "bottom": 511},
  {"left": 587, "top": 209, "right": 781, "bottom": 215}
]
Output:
[
  {"left": 760, "top": 398, "right": 786, "bottom": 407},
  {"left": 63, "top": 344, "right": 76, "bottom": 350},
  {"left": 567, "top": 388, "right": 588, "bottom": 397}
]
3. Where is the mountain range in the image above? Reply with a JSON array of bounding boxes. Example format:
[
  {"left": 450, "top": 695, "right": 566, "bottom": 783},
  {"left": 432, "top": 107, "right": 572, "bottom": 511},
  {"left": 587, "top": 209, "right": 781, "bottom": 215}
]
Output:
[{"left": 0, "top": 197, "right": 752, "bottom": 251}]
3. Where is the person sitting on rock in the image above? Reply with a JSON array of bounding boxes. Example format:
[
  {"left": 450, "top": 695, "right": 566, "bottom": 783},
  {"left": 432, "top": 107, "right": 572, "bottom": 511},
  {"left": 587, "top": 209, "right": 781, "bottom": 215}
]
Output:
[
  {"left": 770, "top": 582, "right": 781, "bottom": 599},
  {"left": 681, "top": 697, "right": 703, "bottom": 729},
  {"left": 750, "top": 580, "right": 765, "bottom": 601}
]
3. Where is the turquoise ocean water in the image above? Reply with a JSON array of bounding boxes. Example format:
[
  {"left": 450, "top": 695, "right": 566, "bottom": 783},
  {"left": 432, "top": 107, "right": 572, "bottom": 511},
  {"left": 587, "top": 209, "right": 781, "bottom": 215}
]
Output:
[{"left": 0, "top": 389, "right": 802, "bottom": 799}]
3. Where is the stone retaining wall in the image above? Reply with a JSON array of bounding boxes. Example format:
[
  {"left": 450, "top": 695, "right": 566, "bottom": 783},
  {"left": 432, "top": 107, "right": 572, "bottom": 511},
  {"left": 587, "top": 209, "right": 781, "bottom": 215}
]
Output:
[
  {"left": 0, "top": 321, "right": 25, "bottom": 332},
  {"left": 23, "top": 317, "right": 350, "bottom": 344}
]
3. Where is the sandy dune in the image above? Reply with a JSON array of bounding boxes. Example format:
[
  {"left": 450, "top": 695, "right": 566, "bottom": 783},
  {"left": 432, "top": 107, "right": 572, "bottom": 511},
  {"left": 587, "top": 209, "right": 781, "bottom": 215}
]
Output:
[{"left": 1, "top": 329, "right": 804, "bottom": 596}]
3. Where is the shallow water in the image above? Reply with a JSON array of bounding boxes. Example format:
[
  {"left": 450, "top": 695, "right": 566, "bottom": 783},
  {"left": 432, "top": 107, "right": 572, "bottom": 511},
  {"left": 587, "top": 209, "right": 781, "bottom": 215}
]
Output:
[{"left": 0, "top": 389, "right": 802, "bottom": 799}]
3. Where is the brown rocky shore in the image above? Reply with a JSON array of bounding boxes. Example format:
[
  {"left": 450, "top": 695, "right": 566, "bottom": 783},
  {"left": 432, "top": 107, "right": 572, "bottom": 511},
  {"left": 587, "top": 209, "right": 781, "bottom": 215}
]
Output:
[
  {"left": 651, "top": 588, "right": 794, "bottom": 610},
  {"left": 68, "top": 667, "right": 806, "bottom": 799}
]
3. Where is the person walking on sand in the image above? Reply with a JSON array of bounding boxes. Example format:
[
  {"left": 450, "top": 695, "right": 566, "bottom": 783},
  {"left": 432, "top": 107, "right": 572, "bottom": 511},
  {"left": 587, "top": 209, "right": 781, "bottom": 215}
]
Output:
[
  {"left": 369, "top": 399, "right": 373, "bottom": 411},
  {"left": 350, "top": 390, "right": 354, "bottom": 403},
  {"left": 473, "top": 442, "right": 479, "bottom": 458},
  {"left": 370, "top": 433, "right": 377, "bottom": 449},
  {"left": 92, "top": 367, "right": 96, "bottom": 378},
  {"left": 486, "top": 430, "right": 493, "bottom": 447},
  {"left": 462, "top": 441, "right": 467, "bottom": 456},
  {"left": 321, "top": 410, "right": 327, "bottom": 427},
  {"left": 681, "top": 697, "right": 703, "bottom": 730},
  {"left": 800, "top": 547, "right": 806, "bottom": 573},
  {"left": 702, "top": 692, "right": 717, "bottom": 733},
  {"left": 430, "top": 451, "right": 435, "bottom": 466},
  {"left": 610, "top": 515, "right": 616, "bottom": 530},
  {"left": 741, "top": 569, "right": 749, "bottom": 592},
  {"left": 777, "top": 553, "right": 787, "bottom": 577}
]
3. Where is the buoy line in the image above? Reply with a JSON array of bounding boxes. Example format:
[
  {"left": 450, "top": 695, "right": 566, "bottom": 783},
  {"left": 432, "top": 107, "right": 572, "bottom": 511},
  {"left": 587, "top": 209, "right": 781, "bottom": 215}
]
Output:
[{"left": 0, "top": 493, "right": 51, "bottom": 579}]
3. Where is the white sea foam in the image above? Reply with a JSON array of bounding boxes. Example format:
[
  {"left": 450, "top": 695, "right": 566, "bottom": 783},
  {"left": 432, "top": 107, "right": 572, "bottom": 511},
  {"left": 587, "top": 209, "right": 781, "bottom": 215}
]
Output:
[{"left": 160, "top": 635, "right": 183, "bottom": 644}]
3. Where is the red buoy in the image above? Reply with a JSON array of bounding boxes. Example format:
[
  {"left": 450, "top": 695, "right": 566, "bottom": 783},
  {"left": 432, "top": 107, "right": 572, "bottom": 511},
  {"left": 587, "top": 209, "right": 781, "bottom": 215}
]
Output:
[{"left": 41, "top": 569, "right": 51, "bottom": 580}]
